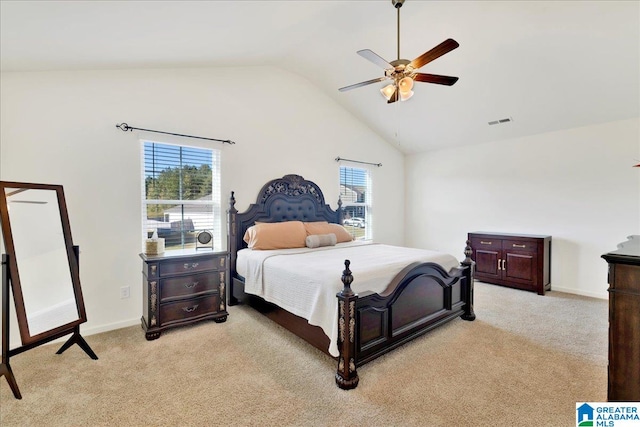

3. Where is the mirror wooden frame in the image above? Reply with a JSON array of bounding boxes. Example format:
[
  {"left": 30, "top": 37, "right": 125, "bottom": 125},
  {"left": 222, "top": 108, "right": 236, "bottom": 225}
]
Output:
[{"left": 0, "top": 181, "right": 97, "bottom": 399}]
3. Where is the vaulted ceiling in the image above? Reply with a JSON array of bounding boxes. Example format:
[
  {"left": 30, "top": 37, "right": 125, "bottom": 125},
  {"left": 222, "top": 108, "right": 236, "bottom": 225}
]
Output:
[{"left": 1, "top": 1, "right": 638, "bottom": 154}]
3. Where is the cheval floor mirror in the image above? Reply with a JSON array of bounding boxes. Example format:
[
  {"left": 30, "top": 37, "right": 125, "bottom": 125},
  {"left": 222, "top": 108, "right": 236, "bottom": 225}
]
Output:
[{"left": 0, "top": 181, "right": 97, "bottom": 399}]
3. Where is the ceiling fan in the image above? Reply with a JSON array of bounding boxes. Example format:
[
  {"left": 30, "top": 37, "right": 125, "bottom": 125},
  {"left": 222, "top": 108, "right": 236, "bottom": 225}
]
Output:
[{"left": 338, "top": 0, "right": 459, "bottom": 103}]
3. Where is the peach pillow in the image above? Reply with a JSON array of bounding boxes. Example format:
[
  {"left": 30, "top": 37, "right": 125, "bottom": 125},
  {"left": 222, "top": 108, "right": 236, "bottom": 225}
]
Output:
[
  {"left": 243, "top": 221, "right": 307, "bottom": 250},
  {"left": 303, "top": 221, "right": 354, "bottom": 243}
]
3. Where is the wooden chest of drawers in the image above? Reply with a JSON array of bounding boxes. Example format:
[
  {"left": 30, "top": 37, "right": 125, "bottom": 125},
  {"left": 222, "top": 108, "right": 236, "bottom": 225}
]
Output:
[
  {"left": 468, "top": 232, "right": 551, "bottom": 295},
  {"left": 602, "top": 235, "right": 640, "bottom": 401},
  {"left": 140, "top": 250, "right": 228, "bottom": 340}
]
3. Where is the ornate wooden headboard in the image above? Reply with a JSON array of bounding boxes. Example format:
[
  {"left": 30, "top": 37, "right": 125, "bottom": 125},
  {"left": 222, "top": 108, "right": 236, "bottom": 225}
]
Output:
[{"left": 227, "top": 174, "right": 343, "bottom": 278}]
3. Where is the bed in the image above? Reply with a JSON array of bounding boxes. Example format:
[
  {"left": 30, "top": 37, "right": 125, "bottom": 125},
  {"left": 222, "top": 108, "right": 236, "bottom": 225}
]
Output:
[{"left": 227, "top": 174, "right": 476, "bottom": 389}]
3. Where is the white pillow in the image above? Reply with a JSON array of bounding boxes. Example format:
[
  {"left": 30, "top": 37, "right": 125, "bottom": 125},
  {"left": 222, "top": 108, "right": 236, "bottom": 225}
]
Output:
[{"left": 305, "top": 233, "right": 337, "bottom": 248}]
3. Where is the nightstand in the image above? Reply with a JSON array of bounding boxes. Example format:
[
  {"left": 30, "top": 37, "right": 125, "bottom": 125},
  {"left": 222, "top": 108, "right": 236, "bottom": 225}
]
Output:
[{"left": 140, "top": 250, "right": 228, "bottom": 340}]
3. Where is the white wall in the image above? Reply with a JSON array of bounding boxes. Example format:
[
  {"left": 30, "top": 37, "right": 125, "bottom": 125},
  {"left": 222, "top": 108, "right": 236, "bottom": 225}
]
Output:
[
  {"left": 405, "top": 118, "right": 640, "bottom": 299},
  {"left": 0, "top": 66, "right": 405, "bottom": 347}
]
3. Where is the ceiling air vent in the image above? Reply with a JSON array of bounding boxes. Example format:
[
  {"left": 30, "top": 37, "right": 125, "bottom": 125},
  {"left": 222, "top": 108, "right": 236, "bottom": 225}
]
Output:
[{"left": 488, "top": 117, "right": 513, "bottom": 126}]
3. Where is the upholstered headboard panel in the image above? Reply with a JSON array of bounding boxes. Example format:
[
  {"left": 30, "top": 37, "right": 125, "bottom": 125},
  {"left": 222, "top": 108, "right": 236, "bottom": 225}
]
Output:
[{"left": 227, "top": 174, "right": 343, "bottom": 274}]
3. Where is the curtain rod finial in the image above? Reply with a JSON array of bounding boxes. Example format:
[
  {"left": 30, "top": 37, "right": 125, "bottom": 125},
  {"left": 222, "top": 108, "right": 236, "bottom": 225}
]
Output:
[{"left": 116, "top": 123, "right": 131, "bottom": 132}]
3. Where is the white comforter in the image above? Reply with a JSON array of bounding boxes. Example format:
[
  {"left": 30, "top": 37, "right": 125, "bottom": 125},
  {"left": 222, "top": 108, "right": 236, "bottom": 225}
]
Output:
[{"left": 236, "top": 241, "right": 460, "bottom": 357}]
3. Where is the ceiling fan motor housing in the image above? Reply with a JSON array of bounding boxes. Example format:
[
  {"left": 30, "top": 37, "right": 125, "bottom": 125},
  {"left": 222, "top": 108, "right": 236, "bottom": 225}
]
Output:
[{"left": 386, "top": 59, "right": 413, "bottom": 80}]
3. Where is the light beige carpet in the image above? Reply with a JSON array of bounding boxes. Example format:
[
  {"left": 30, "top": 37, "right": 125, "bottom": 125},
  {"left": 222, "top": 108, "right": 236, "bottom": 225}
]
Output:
[{"left": 0, "top": 282, "right": 608, "bottom": 426}]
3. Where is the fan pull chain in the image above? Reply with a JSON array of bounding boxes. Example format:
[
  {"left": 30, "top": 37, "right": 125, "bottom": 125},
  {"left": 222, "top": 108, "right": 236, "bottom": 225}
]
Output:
[{"left": 394, "top": 96, "right": 401, "bottom": 148}]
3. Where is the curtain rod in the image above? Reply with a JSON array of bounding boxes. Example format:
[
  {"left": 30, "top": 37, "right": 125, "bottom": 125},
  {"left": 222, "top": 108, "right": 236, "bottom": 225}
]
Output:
[
  {"left": 115, "top": 123, "right": 235, "bottom": 145},
  {"left": 335, "top": 157, "right": 382, "bottom": 167}
]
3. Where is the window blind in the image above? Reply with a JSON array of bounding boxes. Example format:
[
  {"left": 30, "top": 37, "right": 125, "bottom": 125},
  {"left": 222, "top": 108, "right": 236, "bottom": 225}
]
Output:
[
  {"left": 141, "top": 140, "right": 221, "bottom": 251},
  {"left": 339, "top": 166, "right": 372, "bottom": 240}
]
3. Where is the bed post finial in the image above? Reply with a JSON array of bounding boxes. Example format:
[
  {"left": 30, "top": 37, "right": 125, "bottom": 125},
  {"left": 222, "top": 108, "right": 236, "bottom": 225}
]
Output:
[
  {"left": 229, "top": 191, "right": 237, "bottom": 213},
  {"left": 336, "top": 259, "right": 359, "bottom": 389},
  {"left": 461, "top": 240, "right": 476, "bottom": 321},
  {"left": 463, "top": 239, "right": 473, "bottom": 264},
  {"left": 337, "top": 197, "right": 344, "bottom": 224},
  {"left": 340, "top": 260, "right": 354, "bottom": 296}
]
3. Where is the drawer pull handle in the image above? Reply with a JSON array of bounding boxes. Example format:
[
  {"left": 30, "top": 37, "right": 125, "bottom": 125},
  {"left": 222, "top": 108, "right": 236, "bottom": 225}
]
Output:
[
  {"left": 497, "top": 259, "right": 501, "bottom": 271},
  {"left": 502, "top": 260, "right": 506, "bottom": 270},
  {"left": 480, "top": 241, "right": 492, "bottom": 245},
  {"left": 512, "top": 244, "right": 526, "bottom": 248},
  {"left": 183, "top": 262, "right": 199, "bottom": 269},
  {"left": 182, "top": 304, "right": 199, "bottom": 313},
  {"left": 184, "top": 282, "right": 199, "bottom": 289}
]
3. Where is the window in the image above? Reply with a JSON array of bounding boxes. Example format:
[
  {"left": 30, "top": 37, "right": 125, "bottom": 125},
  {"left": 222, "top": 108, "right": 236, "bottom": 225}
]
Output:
[
  {"left": 141, "top": 140, "right": 221, "bottom": 251},
  {"left": 339, "top": 166, "right": 371, "bottom": 240}
]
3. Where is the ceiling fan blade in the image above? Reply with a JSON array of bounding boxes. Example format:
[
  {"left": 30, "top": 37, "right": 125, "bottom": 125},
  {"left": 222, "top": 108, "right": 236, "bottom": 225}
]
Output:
[
  {"left": 413, "top": 73, "right": 459, "bottom": 86},
  {"left": 9, "top": 200, "right": 47, "bottom": 204},
  {"left": 409, "top": 38, "right": 459, "bottom": 70},
  {"left": 339, "top": 76, "right": 388, "bottom": 92},
  {"left": 357, "top": 49, "right": 393, "bottom": 69}
]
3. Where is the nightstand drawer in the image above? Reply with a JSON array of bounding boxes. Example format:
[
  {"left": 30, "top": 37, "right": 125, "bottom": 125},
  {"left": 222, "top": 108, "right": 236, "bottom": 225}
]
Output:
[
  {"left": 159, "top": 258, "right": 217, "bottom": 276},
  {"left": 160, "top": 272, "right": 220, "bottom": 301},
  {"left": 159, "top": 295, "right": 219, "bottom": 326}
]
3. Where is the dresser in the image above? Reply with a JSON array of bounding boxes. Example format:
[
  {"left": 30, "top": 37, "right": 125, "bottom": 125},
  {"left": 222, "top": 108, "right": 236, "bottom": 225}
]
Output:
[
  {"left": 140, "top": 250, "right": 228, "bottom": 340},
  {"left": 468, "top": 232, "right": 551, "bottom": 295},
  {"left": 602, "top": 235, "right": 640, "bottom": 401}
]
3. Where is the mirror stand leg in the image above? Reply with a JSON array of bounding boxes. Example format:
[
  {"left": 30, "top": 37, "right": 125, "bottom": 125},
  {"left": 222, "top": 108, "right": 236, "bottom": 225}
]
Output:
[
  {"left": 2, "top": 254, "right": 21, "bottom": 398},
  {"left": 56, "top": 327, "right": 98, "bottom": 360},
  {"left": 0, "top": 362, "right": 22, "bottom": 399}
]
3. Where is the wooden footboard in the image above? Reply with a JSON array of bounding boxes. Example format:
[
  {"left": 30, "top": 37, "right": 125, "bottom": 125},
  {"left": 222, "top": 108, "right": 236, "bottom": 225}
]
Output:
[{"left": 335, "top": 247, "right": 475, "bottom": 389}]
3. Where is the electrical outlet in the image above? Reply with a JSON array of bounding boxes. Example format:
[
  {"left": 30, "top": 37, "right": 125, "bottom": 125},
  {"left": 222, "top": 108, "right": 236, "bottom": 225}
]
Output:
[{"left": 120, "top": 286, "right": 130, "bottom": 299}]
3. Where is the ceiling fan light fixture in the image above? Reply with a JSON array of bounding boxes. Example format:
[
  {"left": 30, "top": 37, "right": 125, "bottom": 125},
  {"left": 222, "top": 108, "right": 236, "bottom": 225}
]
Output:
[
  {"left": 399, "top": 89, "right": 414, "bottom": 102},
  {"left": 398, "top": 76, "right": 414, "bottom": 93},
  {"left": 381, "top": 83, "right": 397, "bottom": 100}
]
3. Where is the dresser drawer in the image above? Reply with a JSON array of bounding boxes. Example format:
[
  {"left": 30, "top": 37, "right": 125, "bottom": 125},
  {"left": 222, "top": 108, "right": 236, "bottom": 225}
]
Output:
[
  {"left": 159, "top": 295, "right": 219, "bottom": 326},
  {"left": 159, "top": 257, "right": 218, "bottom": 276},
  {"left": 503, "top": 239, "right": 537, "bottom": 252},
  {"left": 470, "top": 237, "right": 500, "bottom": 249},
  {"left": 160, "top": 272, "right": 221, "bottom": 301}
]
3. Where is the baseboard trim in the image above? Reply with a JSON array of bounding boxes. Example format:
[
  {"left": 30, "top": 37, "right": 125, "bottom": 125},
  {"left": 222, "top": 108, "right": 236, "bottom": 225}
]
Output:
[
  {"left": 475, "top": 281, "right": 608, "bottom": 300},
  {"left": 81, "top": 318, "right": 141, "bottom": 337},
  {"left": 548, "top": 285, "right": 608, "bottom": 300},
  {"left": 9, "top": 318, "right": 141, "bottom": 349}
]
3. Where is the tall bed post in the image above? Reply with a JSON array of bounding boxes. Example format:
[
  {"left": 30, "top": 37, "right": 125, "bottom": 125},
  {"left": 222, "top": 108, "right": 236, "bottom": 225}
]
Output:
[
  {"left": 227, "top": 191, "right": 238, "bottom": 306},
  {"left": 335, "top": 260, "right": 359, "bottom": 390},
  {"left": 461, "top": 240, "right": 476, "bottom": 321}
]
